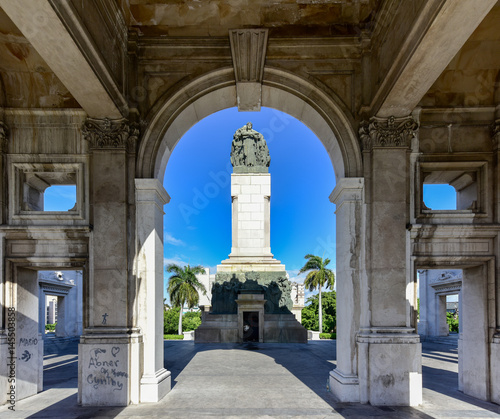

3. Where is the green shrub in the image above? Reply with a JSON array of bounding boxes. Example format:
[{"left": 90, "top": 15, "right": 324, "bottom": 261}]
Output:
[
  {"left": 164, "top": 307, "right": 180, "bottom": 334},
  {"left": 301, "top": 291, "right": 336, "bottom": 333},
  {"left": 164, "top": 334, "right": 184, "bottom": 340},
  {"left": 164, "top": 308, "right": 202, "bottom": 334},
  {"left": 447, "top": 312, "right": 459, "bottom": 333},
  {"left": 183, "top": 311, "right": 202, "bottom": 331},
  {"left": 45, "top": 323, "right": 56, "bottom": 331},
  {"left": 319, "top": 333, "right": 336, "bottom": 339}
]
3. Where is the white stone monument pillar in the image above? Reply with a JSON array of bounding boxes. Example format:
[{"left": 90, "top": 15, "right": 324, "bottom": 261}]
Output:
[
  {"left": 356, "top": 116, "right": 422, "bottom": 406},
  {"left": 217, "top": 122, "right": 285, "bottom": 273},
  {"left": 199, "top": 123, "right": 306, "bottom": 344},
  {"left": 218, "top": 173, "right": 285, "bottom": 272},
  {"left": 135, "top": 178, "right": 171, "bottom": 402}
]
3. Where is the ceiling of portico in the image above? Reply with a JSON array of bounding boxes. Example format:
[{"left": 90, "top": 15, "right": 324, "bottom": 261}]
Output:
[
  {"left": 0, "top": 0, "right": 498, "bottom": 116},
  {"left": 120, "top": 0, "right": 381, "bottom": 37},
  {"left": 0, "top": 7, "right": 79, "bottom": 108},
  {"left": 419, "top": 0, "right": 500, "bottom": 108}
]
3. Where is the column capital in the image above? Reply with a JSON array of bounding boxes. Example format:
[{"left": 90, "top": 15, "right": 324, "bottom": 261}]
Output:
[
  {"left": 330, "top": 177, "right": 364, "bottom": 206},
  {"left": 82, "top": 117, "right": 139, "bottom": 152},
  {"left": 135, "top": 178, "right": 170, "bottom": 206},
  {"left": 0, "top": 121, "right": 9, "bottom": 153},
  {"left": 359, "top": 115, "right": 418, "bottom": 151}
]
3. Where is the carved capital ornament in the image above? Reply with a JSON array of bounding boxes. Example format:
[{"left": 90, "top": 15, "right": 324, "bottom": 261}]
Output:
[
  {"left": 359, "top": 116, "right": 418, "bottom": 150},
  {"left": 82, "top": 118, "right": 139, "bottom": 152}
]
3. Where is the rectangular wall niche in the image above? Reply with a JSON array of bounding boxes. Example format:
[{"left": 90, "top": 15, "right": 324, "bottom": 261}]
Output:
[
  {"left": 9, "top": 162, "right": 87, "bottom": 225},
  {"left": 417, "top": 161, "right": 487, "bottom": 219}
]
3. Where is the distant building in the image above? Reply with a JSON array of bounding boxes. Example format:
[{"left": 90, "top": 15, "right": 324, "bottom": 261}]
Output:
[{"left": 38, "top": 270, "right": 83, "bottom": 338}]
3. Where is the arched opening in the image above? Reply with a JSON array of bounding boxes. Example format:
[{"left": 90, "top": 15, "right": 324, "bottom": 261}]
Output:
[
  {"left": 134, "top": 69, "right": 362, "bottom": 403},
  {"left": 161, "top": 106, "right": 336, "bottom": 339}
]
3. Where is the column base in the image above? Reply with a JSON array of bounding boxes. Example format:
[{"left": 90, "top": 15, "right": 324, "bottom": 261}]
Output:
[
  {"left": 491, "top": 333, "right": 500, "bottom": 405},
  {"left": 357, "top": 328, "right": 422, "bottom": 406},
  {"left": 329, "top": 369, "right": 360, "bottom": 402},
  {"left": 79, "top": 330, "right": 142, "bottom": 406},
  {"left": 140, "top": 368, "right": 171, "bottom": 403}
]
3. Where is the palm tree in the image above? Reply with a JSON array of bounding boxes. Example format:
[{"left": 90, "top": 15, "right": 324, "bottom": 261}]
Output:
[
  {"left": 299, "top": 254, "right": 335, "bottom": 333},
  {"left": 166, "top": 264, "right": 207, "bottom": 335}
]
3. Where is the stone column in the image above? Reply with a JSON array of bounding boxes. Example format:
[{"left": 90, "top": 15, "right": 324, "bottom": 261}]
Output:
[
  {"left": 0, "top": 128, "right": 12, "bottom": 405},
  {"left": 38, "top": 286, "right": 46, "bottom": 337},
  {"left": 135, "top": 178, "right": 171, "bottom": 402},
  {"left": 417, "top": 270, "right": 428, "bottom": 336},
  {"left": 491, "top": 120, "right": 500, "bottom": 404},
  {"left": 357, "top": 116, "right": 422, "bottom": 406},
  {"left": 15, "top": 267, "right": 44, "bottom": 400},
  {"left": 460, "top": 265, "right": 490, "bottom": 400},
  {"left": 0, "top": 121, "right": 8, "bottom": 225},
  {"left": 55, "top": 296, "right": 66, "bottom": 338},
  {"left": 79, "top": 118, "right": 142, "bottom": 406},
  {"left": 437, "top": 295, "right": 449, "bottom": 337},
  {"left": 329, "top": 177, "right": 364, "bottom": 402}
]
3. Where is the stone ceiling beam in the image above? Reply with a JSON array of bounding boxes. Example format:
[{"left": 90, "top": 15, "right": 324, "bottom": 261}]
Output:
[
  {"left": 0, "top": 0, "right": 125, "bottom": 119},
  {"left": 369, "top": 0, "right": 496, "bottom": 118}
]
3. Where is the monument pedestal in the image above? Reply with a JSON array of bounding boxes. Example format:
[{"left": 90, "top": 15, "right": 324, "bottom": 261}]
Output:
[
  {"left": 195, "top": 271, "right": 307, "bottom": 344},
  {"left": 195, "top": 123, "right": 307, "bottom": 344}
]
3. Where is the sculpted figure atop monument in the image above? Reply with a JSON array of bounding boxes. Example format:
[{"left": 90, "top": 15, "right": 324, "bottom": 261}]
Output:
[{"left": 230, "top": 122, "right": 271, "bottom": 173}]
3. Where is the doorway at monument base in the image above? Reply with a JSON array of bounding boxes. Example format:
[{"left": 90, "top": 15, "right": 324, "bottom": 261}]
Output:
[
  {"left": 195, "top": 271, "right": 307, "bottom": 343},
  {"left": 195, "top": 313, "right": 307, "bottom": 343}
]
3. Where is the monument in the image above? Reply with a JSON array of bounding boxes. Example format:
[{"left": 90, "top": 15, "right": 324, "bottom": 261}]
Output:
[{"left": 195, "top": 123, "right": 307, "bottom": 343}]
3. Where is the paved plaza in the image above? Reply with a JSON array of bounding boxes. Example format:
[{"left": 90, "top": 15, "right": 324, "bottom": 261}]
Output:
[{"left": 1, "top": 338, "right": 500, "bottom": 418}]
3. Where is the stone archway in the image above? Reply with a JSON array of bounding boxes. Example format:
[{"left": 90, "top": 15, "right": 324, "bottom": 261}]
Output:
[
  {"left": 133, "top": 68, "right": 364, "bottom": 403},
  {"left": 137, "top": 67, "right": 362, "bottom": 181}
]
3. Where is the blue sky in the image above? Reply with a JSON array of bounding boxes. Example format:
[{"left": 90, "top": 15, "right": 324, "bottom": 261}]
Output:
[{"left": 162, "top": 107, "right": 337, "bottom": 295}]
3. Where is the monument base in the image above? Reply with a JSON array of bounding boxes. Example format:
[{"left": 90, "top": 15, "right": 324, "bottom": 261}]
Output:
[
  {"left": 195, "top": 273, "right": 307, "bottom": 344},
  {"left": 195, "top": 313, "right": 307, "bottom": 343}
]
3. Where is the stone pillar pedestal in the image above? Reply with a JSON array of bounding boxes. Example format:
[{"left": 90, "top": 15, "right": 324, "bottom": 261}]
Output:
[
  {"left": 79, "top": 331, "right": 142, "bottom": 406},
  {"left": 329, "top": 177, "right": 364, "bottom": 402},
  {"left": 357, "top": 328, "right": 422, "bottom": 406},
  {"left": 135, "top": 179, "right": 171, "bottom": 402}
]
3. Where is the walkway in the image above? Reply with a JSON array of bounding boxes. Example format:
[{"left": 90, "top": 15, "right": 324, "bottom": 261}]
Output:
[{"left": 1, "top": 339, "right": 500, "bottom": 418}]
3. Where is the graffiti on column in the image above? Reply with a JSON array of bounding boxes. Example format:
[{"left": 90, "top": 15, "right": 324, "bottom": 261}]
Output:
[{"left": 86, "top": 347, "right": 128, "bottom": 391}]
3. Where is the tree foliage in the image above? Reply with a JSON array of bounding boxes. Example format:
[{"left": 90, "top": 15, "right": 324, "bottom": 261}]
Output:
[
  {"left": 166, "top": 263, "right": 207, "bottom": 334},
  {"left": 164, "top": 308, "right": 202, "bottom": 334},
  {"left": 301, "top": 291, "right": 336, "bottom": 333},
  {"left": 164, "top": 307, "right": 181, "bottom": 334},
  {"left": 299, "top": 254, "right": 335, "bottom": 332},
  {"left": 446, "top": 312, "right": 459, "bottom": 333}
]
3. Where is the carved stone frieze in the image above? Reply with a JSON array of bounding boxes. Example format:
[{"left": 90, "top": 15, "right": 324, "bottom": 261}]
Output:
[
  {"left": 82, "top": 118, "right": 139, "bottom": 152},
  {"left": 0, "top": 121, "right": 9, "bottom": 153},
  {"left": 359, "top": 116, "right": 418, "bottom": 150}
]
